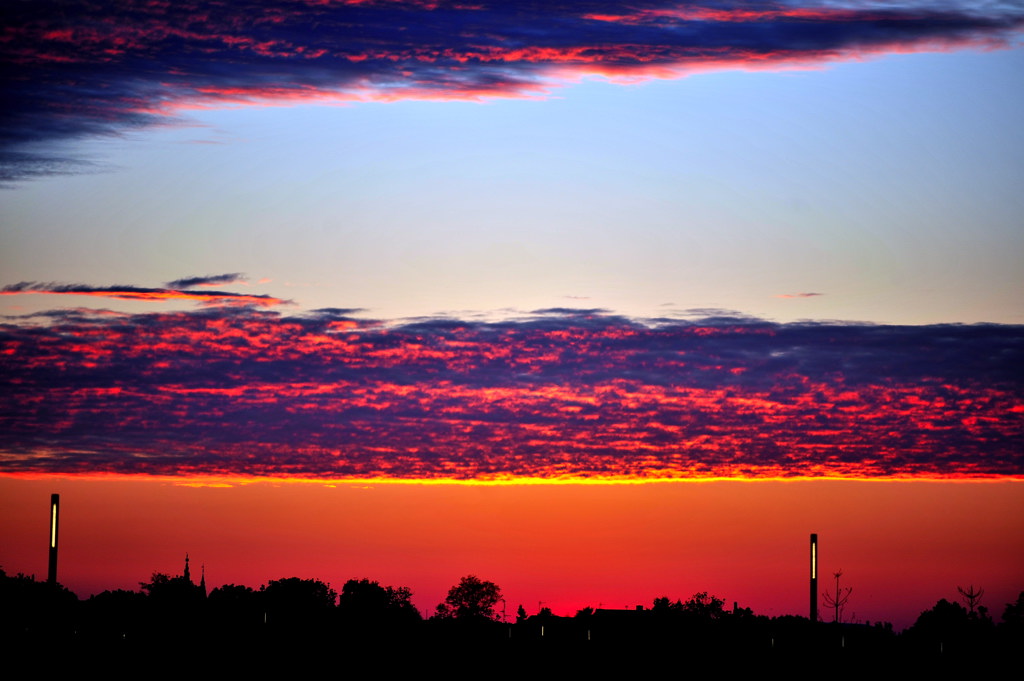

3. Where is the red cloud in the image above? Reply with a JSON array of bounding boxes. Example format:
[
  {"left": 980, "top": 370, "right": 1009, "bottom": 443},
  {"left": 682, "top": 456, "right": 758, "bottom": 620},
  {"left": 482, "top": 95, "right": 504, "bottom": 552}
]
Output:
[
  {"left": 1, "top": 282, "right": 287, "bottom": 307},
  {"left": 2, "top": 305, "right": 1020, "bottom": 481}
]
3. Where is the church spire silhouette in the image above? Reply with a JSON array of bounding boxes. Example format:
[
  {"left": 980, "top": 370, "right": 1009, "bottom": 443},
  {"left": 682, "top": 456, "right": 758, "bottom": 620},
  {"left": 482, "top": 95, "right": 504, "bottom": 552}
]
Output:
[{"left": 183, "top": 553, "right": 192, "bottom": 584}]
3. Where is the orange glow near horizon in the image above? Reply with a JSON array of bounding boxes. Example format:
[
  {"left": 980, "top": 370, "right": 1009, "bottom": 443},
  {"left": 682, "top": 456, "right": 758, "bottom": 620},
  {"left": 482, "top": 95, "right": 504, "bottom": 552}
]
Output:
[{"left": 2, "top": 476, "right": 1021, "bottom": 632}]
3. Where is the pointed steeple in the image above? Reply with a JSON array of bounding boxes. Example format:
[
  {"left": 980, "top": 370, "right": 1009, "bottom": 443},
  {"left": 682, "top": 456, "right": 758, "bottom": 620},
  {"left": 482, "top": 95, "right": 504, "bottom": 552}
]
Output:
[
  {"left": 199, "top": 563, "right": 207, "bottom": 596},
  {"left": 183, "top": 553, "right": 192, "bottom": 584}
]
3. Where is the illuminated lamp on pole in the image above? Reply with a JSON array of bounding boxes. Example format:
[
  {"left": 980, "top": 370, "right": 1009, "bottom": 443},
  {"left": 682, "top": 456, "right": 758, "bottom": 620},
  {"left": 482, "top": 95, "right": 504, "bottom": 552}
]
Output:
[
  {"left": 810, "top": 533, "right": 818, "bottom": 622},
  {"left": 48, "top": 494, "right": 60, "bottom": 586}
]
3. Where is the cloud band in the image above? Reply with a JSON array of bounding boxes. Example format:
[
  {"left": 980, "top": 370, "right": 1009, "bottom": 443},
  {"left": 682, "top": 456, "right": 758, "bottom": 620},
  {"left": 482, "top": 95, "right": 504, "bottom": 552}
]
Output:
[
  {"left": 2, "top": 303, "right": 1021, "bottom": 480},
  {"left": 2, "top": 1, "right": 1021, "bottom": 180}
]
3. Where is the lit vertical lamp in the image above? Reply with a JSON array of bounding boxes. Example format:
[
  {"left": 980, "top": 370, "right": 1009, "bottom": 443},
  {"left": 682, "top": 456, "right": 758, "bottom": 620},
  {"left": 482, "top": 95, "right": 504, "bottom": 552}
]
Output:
[
  {"left": 48, "top": 494, "right": 59, "bottom": 586},
  {"left": 809, "top": 533, "right": 818, "bottom": 622}
]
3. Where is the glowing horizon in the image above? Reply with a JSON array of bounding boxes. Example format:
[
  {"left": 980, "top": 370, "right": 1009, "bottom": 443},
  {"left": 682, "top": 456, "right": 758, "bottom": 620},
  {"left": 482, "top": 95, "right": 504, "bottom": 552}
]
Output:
[
  {"left": 8, "top": 470, "right": 1024, "bottom": 486},
  {"left": 3, "top": 476, "right": 1021, "bottom": 632}
]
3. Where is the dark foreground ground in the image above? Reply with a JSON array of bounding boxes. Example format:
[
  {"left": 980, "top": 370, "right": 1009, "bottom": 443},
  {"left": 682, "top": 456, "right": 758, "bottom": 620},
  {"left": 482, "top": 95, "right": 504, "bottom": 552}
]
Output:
[
  {"left": 6, "top": 573, "right": 1020, "bottom": 676},
  {"left": 11, "top": 613, "right": 1020, "bottom": 677}
]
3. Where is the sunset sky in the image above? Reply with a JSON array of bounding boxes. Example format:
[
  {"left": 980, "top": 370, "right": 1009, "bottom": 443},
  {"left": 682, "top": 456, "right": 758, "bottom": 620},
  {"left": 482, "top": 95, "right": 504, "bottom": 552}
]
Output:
[{"left": 1, "top": 1, "right": 1022, "bottom": 630}]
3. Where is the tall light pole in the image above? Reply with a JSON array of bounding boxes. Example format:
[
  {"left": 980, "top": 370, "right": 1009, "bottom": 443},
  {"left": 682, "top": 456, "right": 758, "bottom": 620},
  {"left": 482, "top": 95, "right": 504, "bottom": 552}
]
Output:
[
  {"left": 48, "top": 494, "right": 60, "bottom": 586},
  {"left": 809, "top": 533, "right": 818, "bottom": 622}
]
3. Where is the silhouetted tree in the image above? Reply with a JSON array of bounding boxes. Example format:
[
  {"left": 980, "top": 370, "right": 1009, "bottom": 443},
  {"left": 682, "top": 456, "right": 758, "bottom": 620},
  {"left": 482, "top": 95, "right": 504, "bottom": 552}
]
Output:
[
  {"left": 911, "top": 598, "right": 968, "bottom": 632},
  {"left": 822, "top": 570, "right": 852, "bottom": 623},
  {"left": 997, "top": 590, "right": 1024, "bottom": 650},
  {"left": 516, "top": 604, "right": 528, "bottom": 623},
  {"left": 0, "top": 568, "right": 78, "bottom": 639},
  {"left": 261, "top": 577, "right": 336, "bottom": 608},
  {"left": 732, "top": 604, "right": 755, "bottom": 619},
  {"left": 574, "top": 606, "right": 594, "bottom": 619},
  {"left": 682, "top": 592, "right": 726, "bottom": 620},
  {"left": 83, "top": 589, "right": 148, "bottom": 640},
  {"left": 208, "top": 583, "right": 257, "bottom": 607},
  {"left": 652, "top": 596, "right": 683, "bottom": 613},
  {"left": 1000, "top": 591, "right": 1024, "bottom": 628},
  {"left": 140, "top": 572, "right": 199, "bottom": 601},
  {"left": 957, "top": 584, "right": 984, "bottom": 615},
  {"left": 260, "top": 577, "right": 337, "bottom": 632},
  {"left": 207, "top": 583, "right": 261, "bottom": 632},
  {"left": 903, "top": 597, "right": 997, "bottom": 655},
  {"left": 338, "top": 578, "right": 420, "bottom": 622},
  {"left": 434, "top": 575, "right": 502, "bottom": 621},
  {"left": 139, "top": 571, "right": 205, "bottom": 637}
]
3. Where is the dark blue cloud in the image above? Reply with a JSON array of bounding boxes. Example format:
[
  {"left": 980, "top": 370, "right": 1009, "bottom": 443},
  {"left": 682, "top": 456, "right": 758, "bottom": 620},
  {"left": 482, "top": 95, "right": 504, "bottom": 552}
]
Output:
[
  {"left": 0, "top": 281, "right": 286, "bottom": 306},
  {"left": 166, "top": 273, "right": 247, "bottom": 289},
  {"left": 0, "top": 301, "right": 1020, "bottom": 479},
  {"left": 2, "top": 1, "right": 1021, "bottom": 181}
]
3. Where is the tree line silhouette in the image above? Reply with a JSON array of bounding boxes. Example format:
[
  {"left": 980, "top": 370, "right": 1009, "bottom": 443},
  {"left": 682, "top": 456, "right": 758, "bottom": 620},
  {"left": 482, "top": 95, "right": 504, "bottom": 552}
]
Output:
[{"left": 2, "top": 566, "right": 1020, "bottom": 672}]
